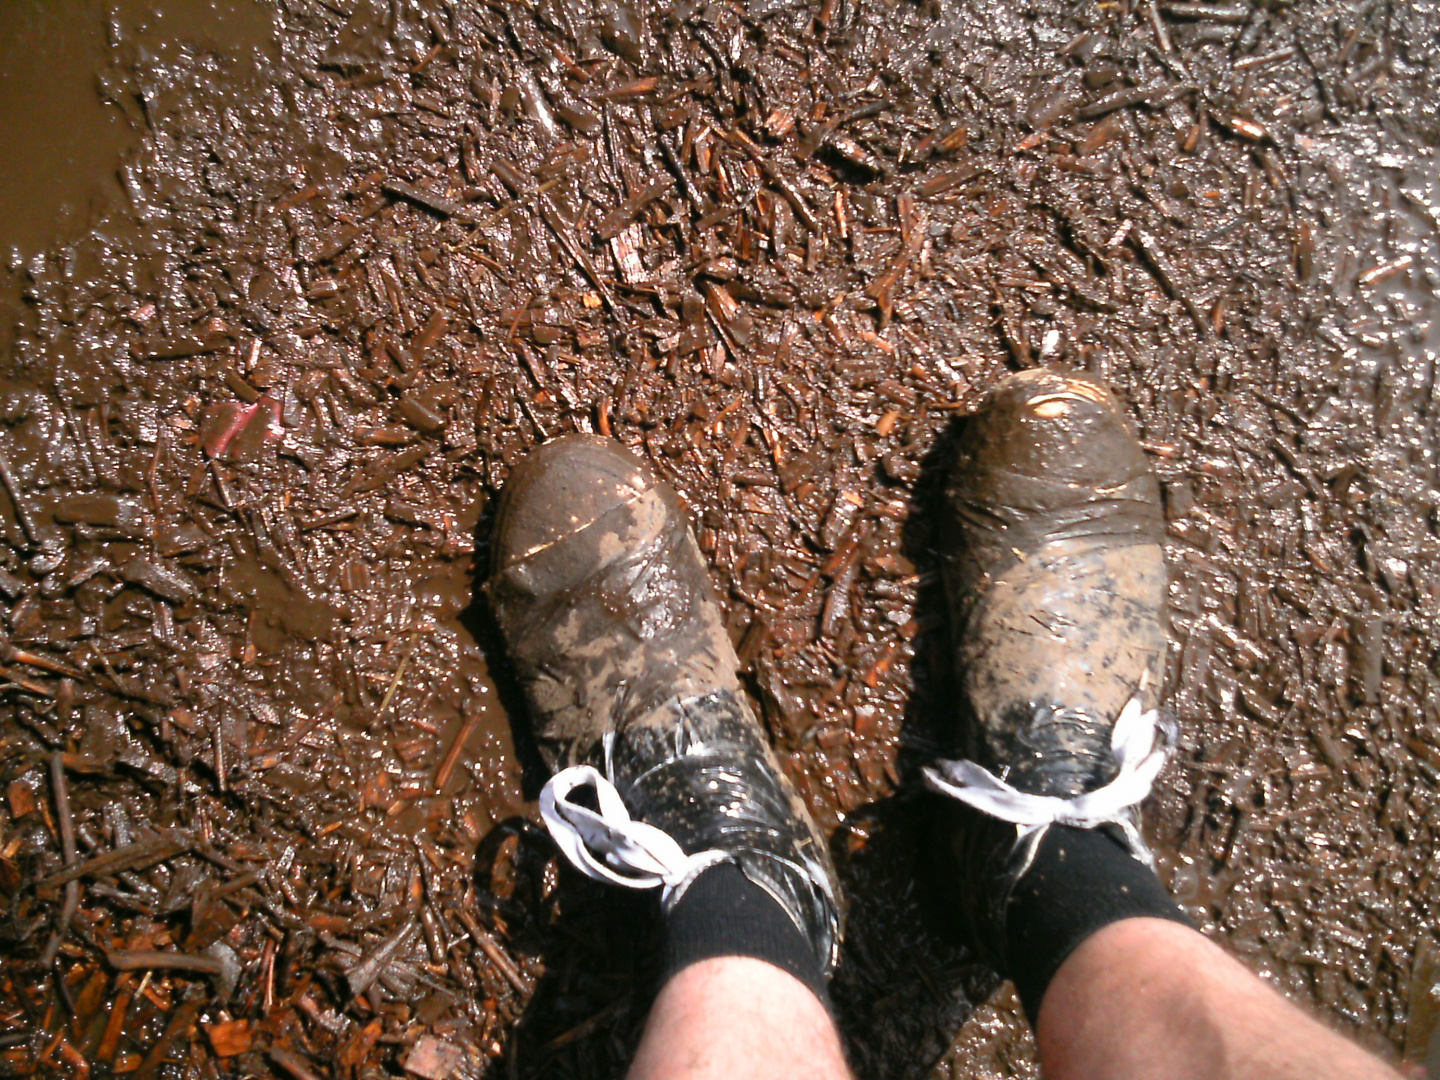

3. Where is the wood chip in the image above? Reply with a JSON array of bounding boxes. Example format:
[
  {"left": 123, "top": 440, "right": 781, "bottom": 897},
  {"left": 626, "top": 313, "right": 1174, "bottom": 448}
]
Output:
[
  {"left": 204, "top": 1019, "right": 254, "bottom": 1058},
  {"left": 6, "top": 778, "right": 36, "bottom": 818},
  {"left": 403, "top": 1036, "right": 465, "bottom": 1080}
]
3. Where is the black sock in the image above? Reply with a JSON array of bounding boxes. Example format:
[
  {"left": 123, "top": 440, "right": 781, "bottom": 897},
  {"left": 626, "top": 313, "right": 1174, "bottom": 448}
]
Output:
[
  {"left": 661, "top": 862, "right": 829, "bottom": 1005},
  {"left": 1005, "top": 825, "right": 1192, "bottom": 1022}
]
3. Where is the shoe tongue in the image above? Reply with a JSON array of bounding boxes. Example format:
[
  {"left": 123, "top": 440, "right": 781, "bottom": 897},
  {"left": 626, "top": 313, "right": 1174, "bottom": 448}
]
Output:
[{"left": 993, "top": 702, "right": 1121, "bottom": 799}]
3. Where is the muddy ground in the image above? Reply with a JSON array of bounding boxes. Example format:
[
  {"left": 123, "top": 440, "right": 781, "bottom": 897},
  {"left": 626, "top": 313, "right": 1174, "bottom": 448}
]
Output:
[{"left": 1, "top": 0, "right": 1438, "bottom": 1077}]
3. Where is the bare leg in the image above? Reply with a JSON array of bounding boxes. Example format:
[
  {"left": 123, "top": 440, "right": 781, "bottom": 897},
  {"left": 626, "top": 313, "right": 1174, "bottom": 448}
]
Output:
[
  {"left": 1036, "top": 918, "right": 1402, "bottom": 1080},
  {"left": 628, "top": 957, "right": 853, "bottom": 1080}
]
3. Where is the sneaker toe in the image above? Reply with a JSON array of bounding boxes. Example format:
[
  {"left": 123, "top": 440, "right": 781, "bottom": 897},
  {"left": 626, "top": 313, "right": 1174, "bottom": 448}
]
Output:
[
  {"left": 492, "top": 434, "right": 660, "bottom": 574},
  {"left": 961, "top": 369, "right": 1152, "bottom": 493}
]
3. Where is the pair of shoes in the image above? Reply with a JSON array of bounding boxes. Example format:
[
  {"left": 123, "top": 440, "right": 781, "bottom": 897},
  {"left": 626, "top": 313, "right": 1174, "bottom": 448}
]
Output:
[{"left": 487, "top": 370, "right": 1169, "bottom": 980}]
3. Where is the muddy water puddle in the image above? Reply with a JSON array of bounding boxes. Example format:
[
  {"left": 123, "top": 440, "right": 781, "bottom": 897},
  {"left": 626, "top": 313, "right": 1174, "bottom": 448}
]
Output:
[
  {"left": 0, "top": 0, "right": 1438, "bottom": 1077},
  {"left": 0, "top": 0, "right": 277, "bottom": 262}
]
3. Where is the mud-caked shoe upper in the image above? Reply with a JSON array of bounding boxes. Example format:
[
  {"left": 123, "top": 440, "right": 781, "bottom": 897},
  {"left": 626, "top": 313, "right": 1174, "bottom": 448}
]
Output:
[
  {"left": 939, "top": 369, "right": 1167, "bottom": 797},
  {"left": 489, "top": 434, "right": 841, "bottom": 972},
  {"left": 927, "top": 370, "right": 1171, "bottom": 967},
  {"left": 490, "top": 434, "right": 740, "bottom": 765}
]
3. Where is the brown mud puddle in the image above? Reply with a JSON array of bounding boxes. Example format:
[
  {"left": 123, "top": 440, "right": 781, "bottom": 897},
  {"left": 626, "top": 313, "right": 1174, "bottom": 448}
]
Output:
[
  {"left": 0, "top": 1, "right": 1437, "bottom": 1078},
  {"left": 0, "top": 0, "right": 277, "bottom": 263}
]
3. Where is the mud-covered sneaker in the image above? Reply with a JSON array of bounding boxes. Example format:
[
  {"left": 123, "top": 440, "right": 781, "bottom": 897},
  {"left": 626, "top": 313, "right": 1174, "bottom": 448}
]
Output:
[
  {"left": 488, "top": 434, "right": 841, "bottom": 973},
  {"left": 925, "top": 369, "right": 1171, "bottom": 969}
]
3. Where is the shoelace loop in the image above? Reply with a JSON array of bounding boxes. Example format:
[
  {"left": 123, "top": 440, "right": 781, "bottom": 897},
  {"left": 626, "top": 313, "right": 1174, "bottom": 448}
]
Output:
[
  {"left": 923, "top": 696, "right": 1169, "bottom": 840},
  {"left": 539, "top": 764, "right": 729, "bottom": 906}
]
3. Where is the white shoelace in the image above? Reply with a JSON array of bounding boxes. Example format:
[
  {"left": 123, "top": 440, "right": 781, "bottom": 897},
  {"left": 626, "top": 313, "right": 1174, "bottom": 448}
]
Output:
[
  {"left": 539, "top": 764, "right": 729, "bottom": 906},
  {"left": 923, "top": 696, "right": 1169, "bottom": 842}
]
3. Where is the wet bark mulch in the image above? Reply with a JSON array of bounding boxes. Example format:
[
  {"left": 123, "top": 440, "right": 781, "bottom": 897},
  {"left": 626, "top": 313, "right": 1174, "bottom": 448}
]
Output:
[{"left": 2, "top": 0, "right": 1439, "bottom": 1077}]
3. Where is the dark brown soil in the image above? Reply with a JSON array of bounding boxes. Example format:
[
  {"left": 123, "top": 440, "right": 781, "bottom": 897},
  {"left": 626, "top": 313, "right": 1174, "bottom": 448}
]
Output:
[{"left": 1, "top": 1, "right": 1437, "bottom": 1077}]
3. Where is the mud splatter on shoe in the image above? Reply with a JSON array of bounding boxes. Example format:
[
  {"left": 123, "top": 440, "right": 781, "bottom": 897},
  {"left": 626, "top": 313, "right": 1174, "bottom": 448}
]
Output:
[
  {"left": 489, "top": 434, "right": 841, "bottom": 972},
  {"left": 926, "top": 369, "right": 1171, "bottom": 970}
]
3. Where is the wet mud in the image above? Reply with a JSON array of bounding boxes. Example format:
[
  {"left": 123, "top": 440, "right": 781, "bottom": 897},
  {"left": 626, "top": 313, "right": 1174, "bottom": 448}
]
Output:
[
  {"left": 0, "top": 0, "right": 276, "bottom": 258},
  {"left": 0, "top": 0, "right": 1437, "bottom": 1077}
]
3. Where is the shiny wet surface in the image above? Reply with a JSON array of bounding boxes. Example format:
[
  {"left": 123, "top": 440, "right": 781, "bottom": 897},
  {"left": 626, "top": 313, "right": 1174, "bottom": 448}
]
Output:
[
  {"left": 0, "top": 0, "right": 1437, "bottom": 1077},
  {"left": 0, "top": 0, "right": 276, "bottom": 262}
]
